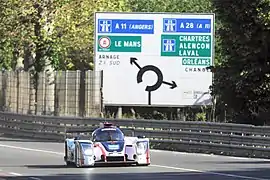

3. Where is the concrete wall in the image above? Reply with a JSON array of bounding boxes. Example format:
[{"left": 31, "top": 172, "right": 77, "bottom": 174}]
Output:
[{"left": 0, "top": 70, "right": 102, "bottom": 117}]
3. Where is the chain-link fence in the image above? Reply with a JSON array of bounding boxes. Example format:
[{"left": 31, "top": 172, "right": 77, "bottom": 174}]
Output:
[{"left": 0, "top": 70, "right": 102, "bottom": 117}]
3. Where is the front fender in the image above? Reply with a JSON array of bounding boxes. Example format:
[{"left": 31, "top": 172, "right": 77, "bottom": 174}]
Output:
[{"left": 124, "top": 137, "right": 151, "bottom": 165}]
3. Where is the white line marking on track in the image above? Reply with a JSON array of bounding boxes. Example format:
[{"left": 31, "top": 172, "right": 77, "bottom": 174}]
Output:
[
  {"left": 0, "top": 143, "right": 268, "bottom": 180},
  {"left": 0, "top": 169, "right": 8, "bottom": 179},
  {"left": 151, "top": 149, "right": 270, "bottom": 161},
  {"left": 0, "top": 144, "right": 63, "bottom": 155},
  {"left": 0, "top": 169, "right": 21, "bottom": 178},
  {"left": 8, "top": 172, "right": 22, "bottom": 176},
  {"left": 151, "top": 165, "right": 269, "bottom": 180},
  {"left": 29, "top": 177, "right": 42, "bottom": 180}
]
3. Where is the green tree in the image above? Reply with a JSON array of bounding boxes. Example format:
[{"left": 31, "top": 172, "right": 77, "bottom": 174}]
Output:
[
  {"left": 127, "top": 0, "right": 211, "bottom": 12},
  {"left": 0, "top": 0, "right": 30, "bottom": 70},
  {"left": 211, "top": 0, "right": 270, "bottom": 125},
  {"left": 0, "top": 0, "right": 128, "bottom": 71},
  {"left": 53, "top": 0, "right": 128, "bottom": 70},
  {"left": 0, "top": 0, "right": 64, "bottom": 72}
]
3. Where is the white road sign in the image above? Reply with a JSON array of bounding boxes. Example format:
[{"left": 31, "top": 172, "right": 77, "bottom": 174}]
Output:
[{"left": 94, "top": 12, "right": 215, "bottom": 106}]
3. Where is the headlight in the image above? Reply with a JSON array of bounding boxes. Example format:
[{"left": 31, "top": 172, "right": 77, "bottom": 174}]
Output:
[
  {"left": 136, "top": 142, "right": 147, "bottom": 155},
  {"left": 84, "top": 149, "right": 94, "bottom": 156}
]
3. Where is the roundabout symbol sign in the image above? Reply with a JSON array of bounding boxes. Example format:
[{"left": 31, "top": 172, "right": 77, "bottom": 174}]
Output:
[
  {"left": 130, "top": 57, "right": 177, "bottom": 105},
  {"left": 94, "top": 12, "right": 214, "bottom": 106},
  {"left": 98, "top": 36, "right": 111, "bottom": 48}
]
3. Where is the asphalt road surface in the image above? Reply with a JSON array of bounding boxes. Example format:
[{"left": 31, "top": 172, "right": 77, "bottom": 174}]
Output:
[{"left": 0, "top": 136, "right": 270, "bottom": 180}]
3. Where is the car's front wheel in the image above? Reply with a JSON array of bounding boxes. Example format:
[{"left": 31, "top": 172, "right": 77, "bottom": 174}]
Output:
[{"left": 136, "top": 163, "right": 150, "bottom": 166}]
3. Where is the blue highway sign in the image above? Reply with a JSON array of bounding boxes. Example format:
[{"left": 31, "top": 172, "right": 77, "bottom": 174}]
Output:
[
  {"left": 163, "top": 18, "right": 211, "bottom": 33},
  {"left": 98, "top": 19, "right": 154, "bottom": 34}
]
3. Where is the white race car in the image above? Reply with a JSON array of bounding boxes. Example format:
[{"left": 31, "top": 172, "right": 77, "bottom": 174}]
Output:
[{"left": 64, "top": 122, "right": 151, "bottom": 167}]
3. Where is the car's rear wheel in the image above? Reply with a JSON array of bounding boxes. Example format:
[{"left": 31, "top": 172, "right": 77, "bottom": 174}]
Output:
[{"left": 66, "top": 161, "right": 74, "bottom": 167}]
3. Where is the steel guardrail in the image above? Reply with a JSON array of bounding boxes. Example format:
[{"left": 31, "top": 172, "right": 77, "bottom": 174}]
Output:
[{"left": 0, "top": 111, "right": 270, "bottom": 158}]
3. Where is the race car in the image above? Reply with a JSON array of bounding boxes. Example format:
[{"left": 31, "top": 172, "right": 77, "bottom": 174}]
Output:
[{"left": 64, "top": 122, "right": 150, "bottom": 167}]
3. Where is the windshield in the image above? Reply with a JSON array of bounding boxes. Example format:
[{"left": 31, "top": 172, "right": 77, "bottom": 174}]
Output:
[{"left": 93, "top": 128, "right": 124, "bottom": 142}]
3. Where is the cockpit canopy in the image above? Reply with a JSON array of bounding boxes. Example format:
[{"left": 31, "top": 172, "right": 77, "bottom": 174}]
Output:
[{"left": 92, "top": 127, "right": 124, "bottom": 142}]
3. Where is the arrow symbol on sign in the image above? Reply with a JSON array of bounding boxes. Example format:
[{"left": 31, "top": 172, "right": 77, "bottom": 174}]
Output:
[
  {"left": 130, "top": 57, "right": 177, "bottom": 105},
  {"left": 130, "top": 57, "right": 141, "bottom": 69},
  {"left": 136, "top": 65, "right": 163, "bottom": 92},
  {"left": 162, "top": 81, "right": 177, "bottom": 89}
]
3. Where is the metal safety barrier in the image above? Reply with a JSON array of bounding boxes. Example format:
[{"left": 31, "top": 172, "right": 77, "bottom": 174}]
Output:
[{"left": 1, "top": 111, "right": 270, "bottom": 159}]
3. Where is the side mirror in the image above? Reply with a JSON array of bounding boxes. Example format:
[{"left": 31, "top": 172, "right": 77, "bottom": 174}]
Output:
[{"left": 74, "top": 136, "right": 80, "bottom": 140}]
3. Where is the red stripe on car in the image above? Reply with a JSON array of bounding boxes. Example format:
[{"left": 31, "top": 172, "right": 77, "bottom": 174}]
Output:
[{"left": 95, "top": 143, "right": 107, "bottom": 161}]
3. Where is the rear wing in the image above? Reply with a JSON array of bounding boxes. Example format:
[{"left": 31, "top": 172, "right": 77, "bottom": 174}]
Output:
[{"left": 99, "top": 122, "right": 120, "bottom": 128}]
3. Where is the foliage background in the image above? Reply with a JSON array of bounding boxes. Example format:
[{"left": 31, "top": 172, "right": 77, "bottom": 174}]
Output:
[{"left": 0, "top": 0, "right": 269, "bottom": 125}]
